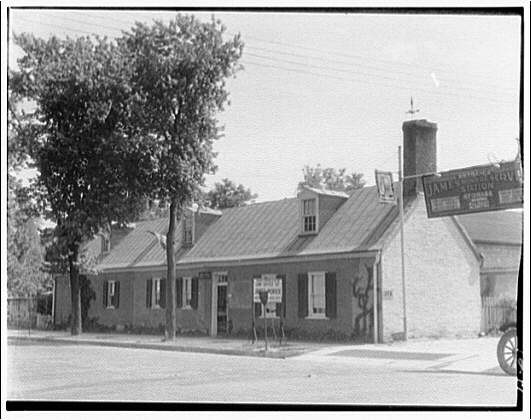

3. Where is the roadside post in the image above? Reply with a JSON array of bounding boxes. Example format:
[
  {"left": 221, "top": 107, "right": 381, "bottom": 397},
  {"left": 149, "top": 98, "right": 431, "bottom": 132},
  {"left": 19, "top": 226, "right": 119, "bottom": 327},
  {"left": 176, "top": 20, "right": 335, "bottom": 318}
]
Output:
[{"left": 259, "top": 291, "right": 269, "bottom": 351}]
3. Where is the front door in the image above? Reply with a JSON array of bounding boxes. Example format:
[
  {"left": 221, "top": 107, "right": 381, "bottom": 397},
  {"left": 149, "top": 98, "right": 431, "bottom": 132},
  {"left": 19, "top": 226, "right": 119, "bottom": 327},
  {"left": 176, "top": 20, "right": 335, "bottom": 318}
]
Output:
[
  {"left": 217, "top": 284, "right": 228, "bottom": 335},
  {"left": 210, "top": 273, "right": 228, "bottom": 337}
]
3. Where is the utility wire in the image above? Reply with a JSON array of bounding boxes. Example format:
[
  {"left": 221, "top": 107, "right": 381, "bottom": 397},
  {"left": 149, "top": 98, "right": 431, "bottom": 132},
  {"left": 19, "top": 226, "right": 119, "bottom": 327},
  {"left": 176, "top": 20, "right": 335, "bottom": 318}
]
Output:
[
  {"left": 243, "top": 60, "right": 514, "bottom": 105},
  {"left": 244, "top": 51, "right": 514, "bottom": 100},
  {"left": 13, "top": 14, "right": 518, "bottom": 106},
  {"left": 35, "top": 10, "right": 517, "bottom": 93}
]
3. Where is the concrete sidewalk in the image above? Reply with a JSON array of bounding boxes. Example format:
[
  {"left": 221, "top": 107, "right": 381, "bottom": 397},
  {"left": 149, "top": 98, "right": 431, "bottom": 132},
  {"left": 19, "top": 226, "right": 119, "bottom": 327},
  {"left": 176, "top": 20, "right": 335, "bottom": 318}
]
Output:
[
  {"left": 294, "top": 336, "right": 506, "bottom": 375},
  {"left": 7, "top": 328, "right": 325, "bottom": 359},
  {"left": 7, "top": 329, "right": 506, "bottom": 375}
]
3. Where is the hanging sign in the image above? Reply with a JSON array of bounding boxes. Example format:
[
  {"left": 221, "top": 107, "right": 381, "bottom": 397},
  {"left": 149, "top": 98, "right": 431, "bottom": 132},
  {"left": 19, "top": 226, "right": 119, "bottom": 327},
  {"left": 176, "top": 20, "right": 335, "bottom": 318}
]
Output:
[
  {"left": 253, "top": 275, "right": 282, "bottom": 303},
  {"left": 422, "top": 160, "right": 523, "bottom": 218},
  {"left": 375, "top": 170, "right": 396, "bottom": 204}
]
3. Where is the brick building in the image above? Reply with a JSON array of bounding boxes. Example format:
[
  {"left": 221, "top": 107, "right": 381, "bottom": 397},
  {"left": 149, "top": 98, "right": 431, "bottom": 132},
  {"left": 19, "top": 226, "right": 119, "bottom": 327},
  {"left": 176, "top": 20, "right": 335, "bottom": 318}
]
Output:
[{"left": 54, "top": 119, "right": 483, "bottom": 342}]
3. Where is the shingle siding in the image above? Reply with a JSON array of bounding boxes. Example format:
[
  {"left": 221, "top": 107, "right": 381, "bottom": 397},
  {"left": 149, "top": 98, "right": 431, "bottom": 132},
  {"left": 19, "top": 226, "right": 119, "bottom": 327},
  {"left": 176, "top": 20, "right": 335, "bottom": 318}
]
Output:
[{"left": 381, "top": 199, "right": 481, "bottom": 340}]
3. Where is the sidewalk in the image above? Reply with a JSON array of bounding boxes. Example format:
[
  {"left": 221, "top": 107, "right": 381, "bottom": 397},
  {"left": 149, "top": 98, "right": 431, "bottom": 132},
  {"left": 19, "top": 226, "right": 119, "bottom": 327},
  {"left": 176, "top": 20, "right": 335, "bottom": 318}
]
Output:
[
  {"left": 7, "top": 328, "right": 325, "bottom": 359},
  {"left": 7, "top": 329, "right": 506, "bottom": 374},
  {"left": 294, "top": 336, "right": 506, "bottom": 375}
]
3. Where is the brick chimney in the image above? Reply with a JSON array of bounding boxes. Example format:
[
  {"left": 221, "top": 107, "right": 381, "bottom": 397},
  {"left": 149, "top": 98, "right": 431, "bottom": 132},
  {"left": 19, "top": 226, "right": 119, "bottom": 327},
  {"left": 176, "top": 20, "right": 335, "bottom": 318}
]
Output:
[{"left": 402, "top": 119, "right": 437, "bottom": 196}]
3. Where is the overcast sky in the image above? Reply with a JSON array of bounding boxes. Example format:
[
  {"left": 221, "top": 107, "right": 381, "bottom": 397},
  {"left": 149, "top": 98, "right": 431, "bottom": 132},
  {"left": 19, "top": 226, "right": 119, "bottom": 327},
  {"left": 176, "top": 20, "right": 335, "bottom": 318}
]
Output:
[{"left": 8, "top": 9, "right": 521, "bottom": 202}]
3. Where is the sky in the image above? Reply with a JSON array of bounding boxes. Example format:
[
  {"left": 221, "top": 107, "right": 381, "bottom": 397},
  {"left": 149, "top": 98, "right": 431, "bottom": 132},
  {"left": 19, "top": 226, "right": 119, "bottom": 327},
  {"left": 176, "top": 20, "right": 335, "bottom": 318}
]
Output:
[{"left": 8, "top": 8, "right": 522, "bottom": 203}]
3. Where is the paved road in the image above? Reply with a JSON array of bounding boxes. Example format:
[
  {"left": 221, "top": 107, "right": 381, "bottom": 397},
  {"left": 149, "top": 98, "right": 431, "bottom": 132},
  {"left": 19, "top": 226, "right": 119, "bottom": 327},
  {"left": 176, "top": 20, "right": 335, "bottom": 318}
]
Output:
[{"left": 7, "top": 341, "right": 517, "bottom": 406}]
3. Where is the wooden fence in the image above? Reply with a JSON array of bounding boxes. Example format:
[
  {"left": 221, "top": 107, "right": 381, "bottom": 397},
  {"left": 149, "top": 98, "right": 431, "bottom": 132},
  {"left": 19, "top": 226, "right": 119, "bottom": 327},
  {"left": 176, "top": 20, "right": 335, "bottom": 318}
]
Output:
[{"left": 481, "top": 297, "right": 516, "bottom": 333}]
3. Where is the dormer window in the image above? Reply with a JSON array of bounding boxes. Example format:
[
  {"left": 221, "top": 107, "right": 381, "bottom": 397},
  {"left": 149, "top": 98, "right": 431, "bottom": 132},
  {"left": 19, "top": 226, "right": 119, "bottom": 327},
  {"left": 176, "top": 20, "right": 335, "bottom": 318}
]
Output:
[
  {"left": 183, "top": 210, "right": 194, "bottom": 246},
  {"left": 302, "top": 198, "right": 317, "bottom": 233},
  {"left": 101, "top": 235, "right": 111, "bottom": 254}
]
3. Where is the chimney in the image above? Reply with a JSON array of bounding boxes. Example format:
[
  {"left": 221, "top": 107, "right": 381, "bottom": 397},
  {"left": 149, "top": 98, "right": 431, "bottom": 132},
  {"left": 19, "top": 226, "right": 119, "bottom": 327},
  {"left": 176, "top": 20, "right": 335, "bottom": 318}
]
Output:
[{"left": 402, "top": 119, "right": 437, "bottom": 196}]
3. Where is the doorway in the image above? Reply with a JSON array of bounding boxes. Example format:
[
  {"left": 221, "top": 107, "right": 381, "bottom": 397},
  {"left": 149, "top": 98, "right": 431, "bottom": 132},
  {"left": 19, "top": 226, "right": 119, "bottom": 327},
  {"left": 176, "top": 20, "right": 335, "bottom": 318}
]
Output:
[
  {"left": 217, "top": 283, "right": 228, "bottom": 335},
  {"left": 210, "top": 273, "right": 228, "bottom": 337}
]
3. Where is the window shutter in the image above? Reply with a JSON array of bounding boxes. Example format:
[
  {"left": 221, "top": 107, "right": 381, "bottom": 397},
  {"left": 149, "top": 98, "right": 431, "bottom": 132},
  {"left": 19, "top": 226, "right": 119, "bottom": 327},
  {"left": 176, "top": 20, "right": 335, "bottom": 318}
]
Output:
[
  {"left": 276, "top": 274, "right": 286, "bottom": 318},
  {"left": 254, "top": 302, "right": 261, "bottom": 318},
  {"left": 191, "top": 277, "right": 199, "bottom": 309},
  {"left": 103, "top": 281, "right": 108, "bottom": 308},
  {"left": 146, "top": 279, "right": 152, "bottom": 308},
  {"left": 160, "top": 278, "right": 166, "bottom": 309},
  {"left": 115, "top": 282, "right": 120, "bottom": 308},
  {"left": 325, "top": 272, "right": 337, "bottom": 318},
  {"left": 298, "top": 273, "right": 308, "bottom": 318},
  {"left": 176, "top": 277, "right": 183, "bottom": 308}
]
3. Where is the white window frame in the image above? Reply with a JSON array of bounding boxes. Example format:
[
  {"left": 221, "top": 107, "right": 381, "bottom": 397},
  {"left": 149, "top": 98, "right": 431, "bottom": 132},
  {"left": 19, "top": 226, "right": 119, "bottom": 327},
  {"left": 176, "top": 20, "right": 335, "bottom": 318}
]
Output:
[
  {"left": 307, "top": 271, "right": 327, "bottom": 319},
  {"left": 258, "top": 274, "right": 280, "bottom": 319},
  {"left": 301, "top": 197, "right": 319, "bottom": 234},
  {"left": 107, "top": 280, "right": 116, "bottom": 309},
  {"left": 182, "top": 277, "right": 193, "bottom": 309},
  {"left": 152, "top": 277, "right": 162, "bottom": 309}
]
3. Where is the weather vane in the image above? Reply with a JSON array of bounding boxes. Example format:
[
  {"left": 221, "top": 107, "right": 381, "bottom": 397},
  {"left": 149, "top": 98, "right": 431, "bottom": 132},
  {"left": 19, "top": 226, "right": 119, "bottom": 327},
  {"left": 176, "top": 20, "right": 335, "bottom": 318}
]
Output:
[{"left": 406, "top": 97, "right": 420, "bottom": 119}]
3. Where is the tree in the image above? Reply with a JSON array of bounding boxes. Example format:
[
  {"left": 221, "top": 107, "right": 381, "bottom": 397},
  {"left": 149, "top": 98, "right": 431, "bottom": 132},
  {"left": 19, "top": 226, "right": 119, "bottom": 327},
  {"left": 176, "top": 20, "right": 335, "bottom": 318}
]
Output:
[
  {"left": 11, "top": 34, "right": 151, "bottom": 335},
  {"left": 120, "top": 15, "right": 243, "bottom": 339},
  {"left": 298, "top": 164, "right": 365, "bottom": 194},
  {"left": 7, "top": 93, "right": 51, "bottom": 297},
  {"left": 204, "top": 178, "right": 257, "bottom": 209}
]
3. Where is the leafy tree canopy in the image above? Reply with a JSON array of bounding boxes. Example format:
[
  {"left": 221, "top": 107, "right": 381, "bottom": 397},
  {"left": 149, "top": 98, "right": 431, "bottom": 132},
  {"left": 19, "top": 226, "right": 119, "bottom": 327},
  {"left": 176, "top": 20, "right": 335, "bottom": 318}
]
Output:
[
  {"left": 298, "top": 164, "right": 365, "bottom": 194},
  {"left": 203, "top": 178, "right": 257, "bottom": 209}
]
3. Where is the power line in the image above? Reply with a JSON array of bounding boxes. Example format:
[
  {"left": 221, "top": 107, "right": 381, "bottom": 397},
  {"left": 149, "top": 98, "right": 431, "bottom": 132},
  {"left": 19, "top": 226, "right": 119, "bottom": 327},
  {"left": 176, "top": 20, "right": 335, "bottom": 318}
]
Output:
[
  {"left": 39, "top": 10, "right": 517, "bottom": 93},
  {"left": 242, "top": 60, "right": 514, "bottom": 105},
  {"left": 245, "top": 45, "right": 515, "bottom": 94},
  {"left": 12, "top": 14, "right": 518, "bottom": 106},
  {"left": 27, "top": 10, "right": 517, "bottom": 96},
  {"left": 244, "top": 51, "right": 515, "bottom": 100}
]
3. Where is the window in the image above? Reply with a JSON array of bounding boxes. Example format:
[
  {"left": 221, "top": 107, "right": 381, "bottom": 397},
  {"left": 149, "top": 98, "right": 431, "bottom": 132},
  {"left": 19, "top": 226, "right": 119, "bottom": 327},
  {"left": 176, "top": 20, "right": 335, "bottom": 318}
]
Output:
[
  {"left": 183, "top": 211, "right": 194, "bottom": 246},
  {"left": 176, "top": 277, "right": 199, "bottom": 310},
  {"left": 308, "top": 272, "right": 326, "bottom": 318},
  {"left": 302, "top": 198, "right": 317, "bottom": 233},
  {"left": 104, "top": 280, "right": 120, "bottom": 309},
  {"left": 183, "top": 277, "right": 193, "bottom": 308},
  {"left": 101, "top": 235, "right": 111, "bottom": 253},
  {"left": 146, "top": 278, "right": 166, "bottom": 309}
]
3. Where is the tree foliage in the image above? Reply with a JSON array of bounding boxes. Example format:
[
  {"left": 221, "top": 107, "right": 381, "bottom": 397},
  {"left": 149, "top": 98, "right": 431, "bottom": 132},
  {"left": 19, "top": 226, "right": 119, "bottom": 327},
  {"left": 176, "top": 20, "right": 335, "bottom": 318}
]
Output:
[
  {"left": 204, "top": 178, "right": 257, "bottom": 209},
  {"left": 299, "top": 164, "right": 365, "bottom": 194},
  {"left": 7, "top": 93, "right": 51, "bottom": 297},
  {"left": 10, "top": 33, "right": 151, "bottom": 334},
  {"left": 119, "top": 15, "right": 243, "bottom": 339}
]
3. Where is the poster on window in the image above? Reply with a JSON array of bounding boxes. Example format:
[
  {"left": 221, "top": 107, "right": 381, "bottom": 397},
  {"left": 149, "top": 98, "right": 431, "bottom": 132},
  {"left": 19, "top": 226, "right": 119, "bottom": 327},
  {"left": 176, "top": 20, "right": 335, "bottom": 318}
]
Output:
[{"left": 253, "top": 275, "right": 282, "bottom": 303}]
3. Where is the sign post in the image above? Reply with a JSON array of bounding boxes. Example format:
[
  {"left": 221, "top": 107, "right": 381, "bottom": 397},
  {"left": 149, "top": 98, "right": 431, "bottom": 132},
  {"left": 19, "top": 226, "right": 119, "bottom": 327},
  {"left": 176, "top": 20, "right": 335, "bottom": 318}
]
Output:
[
  {"left": 398, "top": 146, "right": 407, "bottom": 341},
  {"left": 259, "top": 291, "right": 269, "bottom": 351}
]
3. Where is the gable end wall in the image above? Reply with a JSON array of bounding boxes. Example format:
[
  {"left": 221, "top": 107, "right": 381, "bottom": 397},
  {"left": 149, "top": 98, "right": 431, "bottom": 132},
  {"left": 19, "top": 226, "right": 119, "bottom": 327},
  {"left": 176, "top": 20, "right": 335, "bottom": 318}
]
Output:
[{"left": 381, "top": 200, "right": 481, "bottom": 340}]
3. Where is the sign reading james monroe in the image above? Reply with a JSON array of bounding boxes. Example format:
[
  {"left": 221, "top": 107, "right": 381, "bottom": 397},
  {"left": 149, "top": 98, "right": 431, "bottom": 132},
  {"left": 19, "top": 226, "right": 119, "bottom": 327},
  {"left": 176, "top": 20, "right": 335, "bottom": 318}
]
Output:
[{"left": 422, "top": 160, "right": 523, "bottom": 218}]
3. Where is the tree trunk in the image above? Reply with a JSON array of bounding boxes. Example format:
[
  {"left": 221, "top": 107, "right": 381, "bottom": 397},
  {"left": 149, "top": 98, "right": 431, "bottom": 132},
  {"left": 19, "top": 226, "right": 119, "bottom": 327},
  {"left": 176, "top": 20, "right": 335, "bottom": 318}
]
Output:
[
  {"left": 69, "top": 249, "right": 82, "bottom": 336},
  {"left": 165, "top": 198, "right": 178, "bottom": 340}
]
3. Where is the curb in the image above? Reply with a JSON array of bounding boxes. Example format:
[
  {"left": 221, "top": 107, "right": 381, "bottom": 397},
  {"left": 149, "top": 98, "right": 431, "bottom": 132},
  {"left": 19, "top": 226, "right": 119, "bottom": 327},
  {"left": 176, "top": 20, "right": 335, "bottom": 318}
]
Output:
[{"left": 7, "top": 335, "right": 307, "bottom": 359}]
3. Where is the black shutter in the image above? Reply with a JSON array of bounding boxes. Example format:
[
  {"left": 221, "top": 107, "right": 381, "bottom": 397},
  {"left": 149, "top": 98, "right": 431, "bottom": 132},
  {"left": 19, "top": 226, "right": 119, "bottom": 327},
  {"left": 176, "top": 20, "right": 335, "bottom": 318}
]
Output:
[
  {"left": 114, "top": 281, "right": 120, "bottom": 309},
  {"left": 254, "top": 302, "right": 262, "bottom": 318},
  {"left": 146, "top": 279, "right": 152, "bottom": 308},
  {"left": 191, "top": 277, "right": 199, "bottom": 309},
  {"left": 176, "top": 278, "right": 183, "bottom": 308},
  {"left": 160, "top": 278, "right": 166, "bottom": 309},
  {"left": 325, "top": 272, "right": 337, "bottom": 318},
  {"left": 103, "top": 280, "right": 108, "bottom": 308},
  {"left": 298, "top": 273, "right": 308, "bottom": 318},
  {"left": 276, "top": 274, "right": 286, "bottom": 318}
]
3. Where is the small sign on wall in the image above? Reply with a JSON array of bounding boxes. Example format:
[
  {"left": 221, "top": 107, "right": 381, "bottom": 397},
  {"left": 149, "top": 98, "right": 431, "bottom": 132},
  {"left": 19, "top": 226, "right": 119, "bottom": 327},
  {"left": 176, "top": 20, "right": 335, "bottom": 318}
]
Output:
[{"left": 383, "top": 289, "right": 393, "bottom": 300}]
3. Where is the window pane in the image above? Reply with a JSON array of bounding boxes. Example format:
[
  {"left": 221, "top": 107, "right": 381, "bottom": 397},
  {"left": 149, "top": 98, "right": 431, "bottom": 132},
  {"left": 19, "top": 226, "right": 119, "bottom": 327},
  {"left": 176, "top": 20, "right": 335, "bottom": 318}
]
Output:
[{"left": 310, "top": 274, "right": 325, "bottom": 314}]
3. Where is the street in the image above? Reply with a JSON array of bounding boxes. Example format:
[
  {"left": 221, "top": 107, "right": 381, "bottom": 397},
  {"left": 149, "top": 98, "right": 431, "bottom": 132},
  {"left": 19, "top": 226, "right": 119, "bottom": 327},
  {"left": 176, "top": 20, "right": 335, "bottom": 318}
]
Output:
[{"left": 7, "top": 341, "right": 518, "bottom": 406}]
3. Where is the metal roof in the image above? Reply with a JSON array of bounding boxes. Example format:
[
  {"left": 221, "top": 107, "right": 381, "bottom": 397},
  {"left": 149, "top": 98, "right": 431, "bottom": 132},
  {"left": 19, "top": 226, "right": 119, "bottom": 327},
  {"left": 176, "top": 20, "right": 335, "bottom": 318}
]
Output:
[{"left": 458, "top": 210, "right": 523, "bottom": 245}]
